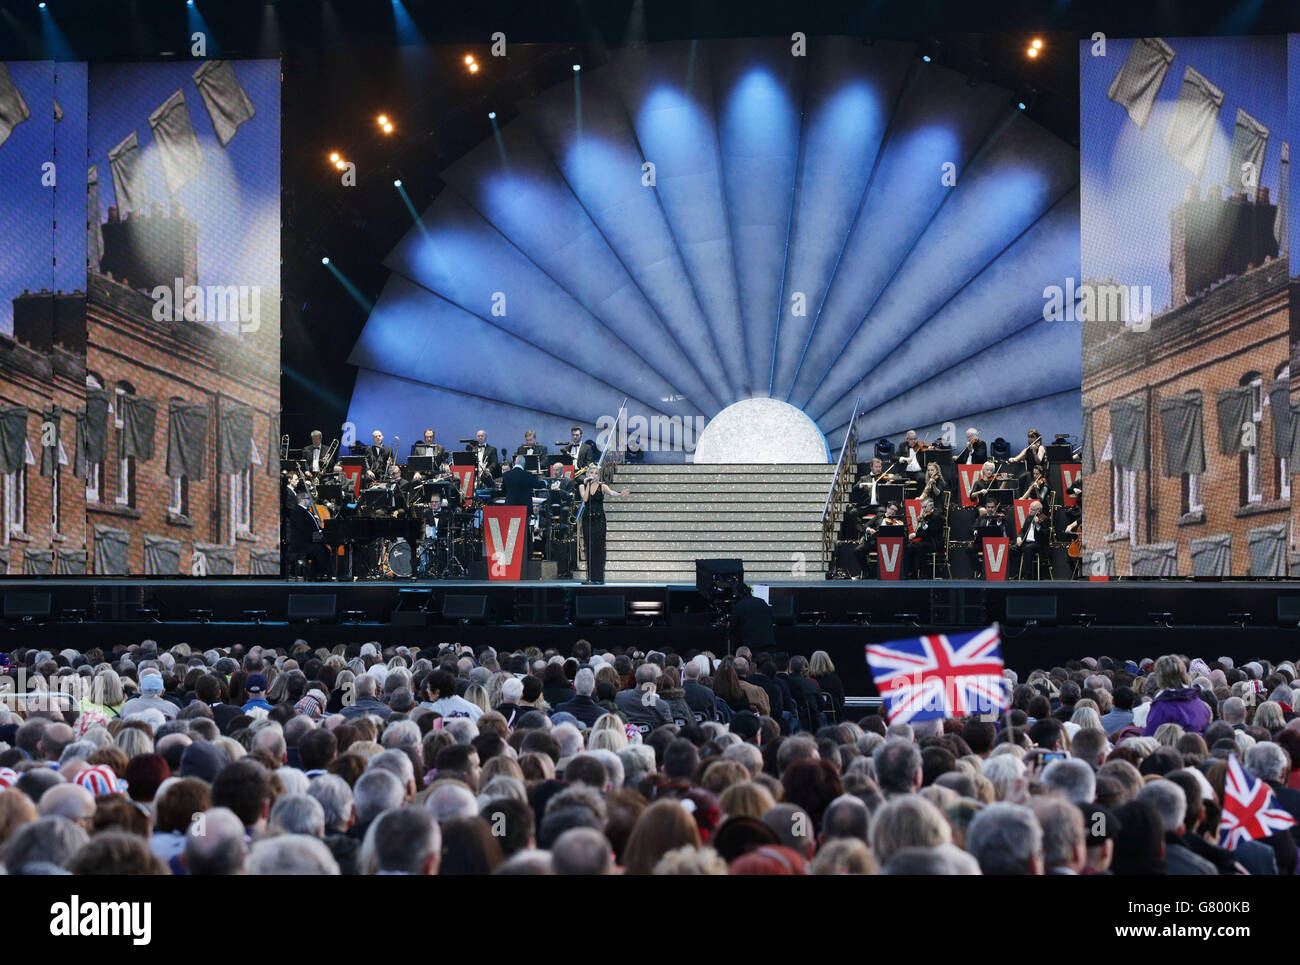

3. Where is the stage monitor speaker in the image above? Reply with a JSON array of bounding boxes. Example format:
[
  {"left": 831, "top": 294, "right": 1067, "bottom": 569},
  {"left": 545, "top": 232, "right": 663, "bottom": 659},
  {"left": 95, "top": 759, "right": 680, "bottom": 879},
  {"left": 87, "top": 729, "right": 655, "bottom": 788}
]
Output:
[
  {"left": 696, "top": 558, "right": 744, "bottom": 595},
  {"left": 443, "top": 594, "right": 488, "bottom": 621},
  {"left": 1005, "top": 594, "right": 1057, "bottom": 625},
  {"left": 771, "top": 595, "right": 795, "bottom": 626},
  {"left": 4, "top": 592, "right": 51, "bottom": 619},
  {"left": 576, "top": 594, "right": 625, "bottom": 622},
  {"left": 287, "top": 594, "right": 336, "bottom": 622},
  {"left": 1278, "top": 596, "right": 1300, "bottom": 626}
]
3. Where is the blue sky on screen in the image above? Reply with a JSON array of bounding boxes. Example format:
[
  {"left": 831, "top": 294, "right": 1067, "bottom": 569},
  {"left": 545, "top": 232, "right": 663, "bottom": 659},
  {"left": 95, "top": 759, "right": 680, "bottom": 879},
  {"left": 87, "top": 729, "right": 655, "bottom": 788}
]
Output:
[
  {"left": 87, "top": 59, "right": 280, "bottom": 325},
  {"left": 0, "top": 61, "right": 87, "bottom": 337},
  {"left": 1081, "top": 36, "right": 1286, "bottom": 313}
]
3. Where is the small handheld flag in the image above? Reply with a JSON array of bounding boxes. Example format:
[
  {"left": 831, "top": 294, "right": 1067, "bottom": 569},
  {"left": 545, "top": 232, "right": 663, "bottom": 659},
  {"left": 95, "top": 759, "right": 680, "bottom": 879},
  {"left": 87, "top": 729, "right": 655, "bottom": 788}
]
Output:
[
  {"left": 1219, "top": 754, "right": 1296, "bottom": 848},
  {"left": 865, "top": 624, "right": 1008, "bottom": 725}
]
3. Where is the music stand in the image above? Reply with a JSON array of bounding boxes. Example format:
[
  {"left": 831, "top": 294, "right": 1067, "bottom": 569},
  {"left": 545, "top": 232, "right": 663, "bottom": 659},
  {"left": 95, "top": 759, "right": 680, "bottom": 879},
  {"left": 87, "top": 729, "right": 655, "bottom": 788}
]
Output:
[
  {"left": 920, "top": 447, "right": 953, "bottom": 469},
  {"left": 985, "top": 487, "right": 1014, "bottom": 509},
  {"left": 1045, "top": 444, "right": 1073, "bottom": 464},
  {"left": 406, "top": 455, "right": 434, "bottom": 476},
  {"left": 878, "top": 484, "right": 905, "bottom": 506},
  {"left": 452, "top": 451, "right": 476, "bottom": 466},
  {"left": 524, "top": 454, "right": 542, "bottom": 473}
]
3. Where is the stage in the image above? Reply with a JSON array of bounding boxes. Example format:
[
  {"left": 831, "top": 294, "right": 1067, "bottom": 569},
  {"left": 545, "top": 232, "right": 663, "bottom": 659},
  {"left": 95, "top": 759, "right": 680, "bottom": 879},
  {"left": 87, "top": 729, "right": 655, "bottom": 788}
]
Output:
[{"left": 4, "top": 578, "right": 1300, "bottom": 697}]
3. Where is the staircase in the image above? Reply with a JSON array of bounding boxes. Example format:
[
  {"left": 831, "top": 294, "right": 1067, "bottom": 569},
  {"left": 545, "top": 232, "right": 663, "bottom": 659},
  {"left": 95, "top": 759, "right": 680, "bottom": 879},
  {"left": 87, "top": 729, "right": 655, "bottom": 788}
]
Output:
[{"left": 577, "top": 464, "right": 839, "bottom": 583}]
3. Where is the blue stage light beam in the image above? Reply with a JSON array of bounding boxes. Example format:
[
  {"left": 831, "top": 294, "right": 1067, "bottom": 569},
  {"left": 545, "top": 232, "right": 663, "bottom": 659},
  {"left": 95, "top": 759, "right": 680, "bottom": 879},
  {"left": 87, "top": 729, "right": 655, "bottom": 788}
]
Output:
[
  {"left": 38, "top": 1, "right": 74, "bottom": 60},
  {"left": 394, "top": 181, "right": 429, "bottom": 239},
  {"left": 324, "top": 260, "right": 374, "bottom": 314},
  {"left": 186, "top": 1, "right": 218, "bottom": 56}
]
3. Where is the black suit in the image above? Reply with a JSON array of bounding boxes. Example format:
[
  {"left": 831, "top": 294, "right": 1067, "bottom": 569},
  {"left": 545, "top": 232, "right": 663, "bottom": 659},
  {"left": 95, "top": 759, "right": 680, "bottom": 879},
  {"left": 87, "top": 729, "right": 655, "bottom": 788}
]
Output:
[
  {"left": 1015, "top": 514, "right": 1053, "bottom": 578},
  {"left": 474, "top": 444, "right": 501, "bottom": 480},
  {"left": 730, "top": 594, "right": 776, "bottom": 651},
  {"left": 566, "top": 440, "right": 597, "bottom": 469},
  {"left": 502, "top": 465, "right": 540, "bottom": 507},
  {"left": 364, "top": 445, "right": 393, "bottom": 477},
  {"left": 957, "top": 439, "right": 988, "bottom": 466},
  {"left": 906, "top": 511, "right": 942, "bottom": 578},
  {"left": 301, "top": 444, "right": 331, "bottom": 474}
]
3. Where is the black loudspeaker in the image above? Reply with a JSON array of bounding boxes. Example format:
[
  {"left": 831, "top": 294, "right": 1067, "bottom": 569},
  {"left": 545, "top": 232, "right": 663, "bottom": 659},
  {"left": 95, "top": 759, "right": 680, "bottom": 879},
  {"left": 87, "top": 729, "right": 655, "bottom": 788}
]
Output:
[
  {"left": 443, "top": 594, "right": 488, "bottom": 621},
  {"left": 696, "top": 558, "right": 744, "bottom": 595},
  {"left": 576, "top": 594, "right": 625, "bottom": 622},
  {"left": 4, "top": 592, "right": 52, "bottom": 619},
  {"left": 771, "top": 595, "right": 795, "bottom": 626},
  {"left": 1277, "top": 597, "right": 1300, "bottom": 626},
  {"left": 287, "top": 594, "right": 337, "bottom": 622},
  {"left": 1005, "top": 594, "right": 1057, "bottom": 624}
]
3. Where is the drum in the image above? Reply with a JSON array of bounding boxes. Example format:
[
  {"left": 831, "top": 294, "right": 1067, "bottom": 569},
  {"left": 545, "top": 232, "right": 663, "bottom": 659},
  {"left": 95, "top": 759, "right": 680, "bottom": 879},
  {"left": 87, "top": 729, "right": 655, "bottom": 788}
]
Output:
[{"left": 387, "top": 538, "right": 413, "bottom": 578}]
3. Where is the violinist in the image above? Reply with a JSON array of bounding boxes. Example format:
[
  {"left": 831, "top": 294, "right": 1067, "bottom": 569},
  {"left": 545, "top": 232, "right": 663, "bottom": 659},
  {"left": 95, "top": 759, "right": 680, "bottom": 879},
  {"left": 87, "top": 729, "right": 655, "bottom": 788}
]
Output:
[
  {"left": 905, "top": 497, "right": 942, "bottom": 579},
  {"left": 894, "top": 430, "right": 925, "bottom": 486},
  {"left": 970, "top": 495, "right": 1010, "bottom": 578},
  {"left": 854, "top": 457, "right": 894, "bottom": 508},
  {"left": 957, "top": 428, "right": 987, "bottom": 466},
  {"left": 1021, "top": 464, "right": 1050, "bottom": 503},
  {"left": 921, "top": 462, "right": 947, "bottom": 504},
  {"left": 968, "top": 461, "right": 998, "bottom": 502},
  {"left": 1008, "top": 429, "right": 1048, "bottom": 490}
]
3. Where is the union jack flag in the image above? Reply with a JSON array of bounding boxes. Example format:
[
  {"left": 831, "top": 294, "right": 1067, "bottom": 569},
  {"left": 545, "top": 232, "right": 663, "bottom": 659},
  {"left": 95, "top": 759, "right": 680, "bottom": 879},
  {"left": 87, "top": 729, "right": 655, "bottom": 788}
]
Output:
[
  {"left": 1219, "top": 754, "right": 1297, "bottom": 849},
  {"left": 865, "top": 625, "right": 1008, "bottom": 725}
]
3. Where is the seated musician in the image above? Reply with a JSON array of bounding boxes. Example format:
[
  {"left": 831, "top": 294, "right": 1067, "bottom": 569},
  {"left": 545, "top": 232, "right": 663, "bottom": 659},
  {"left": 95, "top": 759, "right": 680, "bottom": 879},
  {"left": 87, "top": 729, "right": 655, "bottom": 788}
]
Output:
[
  {"left": 363, "top": 430, "right": 393, "bottom": 482},
  {"left": 836, "top": 504, "right": 868, "bottom": 578},
  {"left": 920, "top": 462, "right": 947, "bottom": 504},
  {"left": 302, "top": 430, "right": 331, "bottom": 477},
  {"left": 411, "top": 429, "right": 449, "bottom": 472},
  {"left": 905, "top": 497, "right": 943, "bottom": 579},
  {"left": 970, "top": 495, "right": 1010, "bottom": 578},
  {"left": 968, "top": 462, "right": 997, "bottom": 502},
  {"left": 1021, "top": 464, "right": 1050, "bottom": 503},
  {"left": 854, "top": 457, "right": 892, "bottom": 508},
  {"left": 1014, "top": 499, "right": 1053, "bottom": 579},
  {"left": 514, "top": 430, "right": 548, "bottom": 460},
  {"left": 1008, "top": 429, "right": 1047, "bottom": 490},
  {"left": 1065, "top": 475, "right": 1082, "bottom": 504},
  {"left": 894, "top": 430, "right": 924, "bottom": 487},
  {"left": 957, "top": 427, "right": 987, "bottom": 466},
  {"left": 288, "top": 491, "right": 331, "bottom": 580}
]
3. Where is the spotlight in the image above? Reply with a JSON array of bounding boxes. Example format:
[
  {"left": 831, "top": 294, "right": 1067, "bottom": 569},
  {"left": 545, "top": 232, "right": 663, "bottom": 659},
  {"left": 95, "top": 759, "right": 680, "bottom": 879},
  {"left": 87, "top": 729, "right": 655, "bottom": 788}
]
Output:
[
  {"left": 1017, "top": 101, "right": 1027, "bottom": 110},
  {"left": 572, "top": 64, "right": 581, "bottom": 71},
  {"left": 329, "top": 151, "right": 339, "bottom": 162},
  {"left": 187, "top": 0, "right": 194, "bottom": 5},
  {"left": 377, "top": 114, "right": 388, "bottom": 125},
  {"left": 393, "top": 179, "right": 402, "bottom": 187},
  {"left": 382, "top": 122, "right": 393, "bottom": 133},
  {"left": 464, "top": 54, "right": 474, "bottom": 64},
  {"left": 1027, "top": 47, "right": 1039, "bottom": 58},
  {"left": 488, "top": 111, "right": 496, "bottom": 120},
  {"left": 469, "top": 63, "right": 479, "bottom": 73},
  {"left": 1031, "top": 38, "right": 1042, "bottom": 49},
  {"left": 38, "top": 2, "right": 46, "bottom": 7},
  {"left": 321, "top": 256, "right": 330, "bottom": 265},
  {"left": 922, "top": 54, "right": 931, "bottom": 63}
]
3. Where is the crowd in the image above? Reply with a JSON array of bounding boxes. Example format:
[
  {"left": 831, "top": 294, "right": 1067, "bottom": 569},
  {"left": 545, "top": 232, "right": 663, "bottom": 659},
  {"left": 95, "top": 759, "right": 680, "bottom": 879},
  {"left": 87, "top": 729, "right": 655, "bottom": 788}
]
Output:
[{"left": 0, "top": 639, "right": 1298, "bottom": 875}]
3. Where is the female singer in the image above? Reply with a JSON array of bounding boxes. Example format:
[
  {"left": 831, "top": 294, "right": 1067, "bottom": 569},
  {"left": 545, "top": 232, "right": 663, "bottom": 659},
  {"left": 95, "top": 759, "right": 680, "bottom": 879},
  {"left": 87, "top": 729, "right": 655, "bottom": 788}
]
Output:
[{"left": 579, "top": 462, "right": 630, "bottom": 585}]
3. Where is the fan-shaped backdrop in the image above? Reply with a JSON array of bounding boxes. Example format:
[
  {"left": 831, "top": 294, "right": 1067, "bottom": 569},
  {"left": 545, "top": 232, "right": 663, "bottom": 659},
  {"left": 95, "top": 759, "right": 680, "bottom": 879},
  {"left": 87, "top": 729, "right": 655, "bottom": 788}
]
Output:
[{"left": 345, "top": 37, "right": 1081, "bottom": 460}]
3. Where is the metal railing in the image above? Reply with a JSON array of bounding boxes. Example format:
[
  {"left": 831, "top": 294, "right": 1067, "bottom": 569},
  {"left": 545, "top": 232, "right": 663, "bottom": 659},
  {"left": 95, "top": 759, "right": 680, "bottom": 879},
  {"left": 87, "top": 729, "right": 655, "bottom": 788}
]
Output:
[{"left": 821, "top": 396, "right": 863, "bottom": 573}]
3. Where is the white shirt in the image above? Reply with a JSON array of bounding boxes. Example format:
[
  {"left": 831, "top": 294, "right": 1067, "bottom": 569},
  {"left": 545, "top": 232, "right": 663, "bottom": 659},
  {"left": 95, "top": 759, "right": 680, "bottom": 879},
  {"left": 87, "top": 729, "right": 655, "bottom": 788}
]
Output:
[
  {"left": 310, "top": 446, "right": 321, "bottom": 471},
  {"left": 421, "top": 695, "right": 483, "bottom": 721}
]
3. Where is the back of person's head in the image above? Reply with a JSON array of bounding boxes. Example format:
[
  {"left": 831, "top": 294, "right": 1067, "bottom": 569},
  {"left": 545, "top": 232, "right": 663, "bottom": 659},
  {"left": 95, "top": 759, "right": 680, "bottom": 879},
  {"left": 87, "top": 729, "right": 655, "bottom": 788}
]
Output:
[
  {"left": 366, "top": 807, "right": 440, "bottom": 874},
  {"left": 1041, "top": 758, "right": 1097, "bottom": 804},
  {"left": 550, "top": 826, "right": 612, "bottom": 875},
  {"left": 623, "top": 799, "right": 703, "bottom": 875},
  {"left": 1110, "top": 799, "right": 1165, "bottom": 874},
  {"left": 3, "top": 815, "right": 88, "bottom": 873},
  {"left": 1135, "top": 779, "right": 1187, "bottom": 835},
  {"left": 268, "top": 793, "right": 326, "bottom": 838},
  {"left": 820, "top": 794, "right": 870, "bottom": 843},
  {"left": 353, "top": 768, "right": 405, "bottom": 825},
  {"left": 307, "top": 774, "right": 353, "bottom": 834},
  {"left": 210, "top": 760, "right": 272, "bottom": 829},
  {"left": 663, "top": 738, "right": 699, "bottom": 781},
  {"left": 1028, "top": 796, "right": 1085, "bottom": 872},
  {"left": 69, "top": 830, "right": 167, "bottom": 875},
  {"left": 868, "top": 795, "right": 950, "bottom": 866},
  {"left": 965, "top": 802, "right": 1043, "bottom": 875},
  {"left": 873, "top": 740, "right": 922, "bottom": 794},
  {"left": 247, "top": 833, "right": 340, "bottom": 874}
]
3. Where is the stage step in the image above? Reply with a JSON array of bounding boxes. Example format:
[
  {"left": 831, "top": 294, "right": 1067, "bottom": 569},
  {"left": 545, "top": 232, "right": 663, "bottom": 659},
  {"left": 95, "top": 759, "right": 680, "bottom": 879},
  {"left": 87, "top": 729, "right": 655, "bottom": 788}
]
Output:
[{"left": 574, "top": 462, "right": 836, "bottom": 582}]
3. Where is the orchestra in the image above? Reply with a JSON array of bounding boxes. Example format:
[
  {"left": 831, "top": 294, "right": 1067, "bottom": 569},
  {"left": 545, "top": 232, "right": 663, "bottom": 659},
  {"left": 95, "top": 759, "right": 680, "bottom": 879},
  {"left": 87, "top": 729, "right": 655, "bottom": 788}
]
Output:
[
  {"left": 281, "top": 425, "right": 591, "bottom": 582},
  {"left": 281, "top": 421, "right": 1081, "bottom": 583}
]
